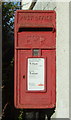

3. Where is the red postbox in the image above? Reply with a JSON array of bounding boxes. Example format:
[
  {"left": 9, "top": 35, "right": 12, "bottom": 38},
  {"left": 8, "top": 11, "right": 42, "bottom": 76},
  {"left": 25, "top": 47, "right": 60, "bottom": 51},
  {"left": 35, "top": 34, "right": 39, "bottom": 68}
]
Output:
[{"left": 14, "top": 10, "right": 56, "bottom": 110}]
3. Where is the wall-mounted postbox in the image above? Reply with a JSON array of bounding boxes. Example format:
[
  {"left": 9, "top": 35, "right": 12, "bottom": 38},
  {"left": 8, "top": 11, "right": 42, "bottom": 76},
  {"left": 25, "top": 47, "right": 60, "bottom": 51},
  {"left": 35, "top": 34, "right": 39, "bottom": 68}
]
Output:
[{"left": 14, "top": 10, "right": 56, "bottom": 109}]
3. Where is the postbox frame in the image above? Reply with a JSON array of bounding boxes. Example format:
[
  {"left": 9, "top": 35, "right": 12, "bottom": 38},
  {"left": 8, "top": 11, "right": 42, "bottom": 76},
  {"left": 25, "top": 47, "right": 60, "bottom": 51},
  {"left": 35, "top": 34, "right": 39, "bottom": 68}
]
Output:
[{"left": 14, "top": 10, "right": 56, "bottom": 109}]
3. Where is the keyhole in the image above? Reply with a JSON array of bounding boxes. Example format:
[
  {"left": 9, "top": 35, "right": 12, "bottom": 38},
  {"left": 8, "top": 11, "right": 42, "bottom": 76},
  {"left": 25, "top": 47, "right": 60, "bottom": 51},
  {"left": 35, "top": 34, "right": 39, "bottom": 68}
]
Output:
[{"left": 23, "top": 75, "right": 25, "bottom": 79}]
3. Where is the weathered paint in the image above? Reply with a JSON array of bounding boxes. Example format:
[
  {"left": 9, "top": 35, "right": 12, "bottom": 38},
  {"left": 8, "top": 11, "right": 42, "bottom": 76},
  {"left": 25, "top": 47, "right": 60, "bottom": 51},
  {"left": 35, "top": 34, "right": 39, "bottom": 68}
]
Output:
[{"left": 14, "top": 10, "right": 56, "bottom": 109}]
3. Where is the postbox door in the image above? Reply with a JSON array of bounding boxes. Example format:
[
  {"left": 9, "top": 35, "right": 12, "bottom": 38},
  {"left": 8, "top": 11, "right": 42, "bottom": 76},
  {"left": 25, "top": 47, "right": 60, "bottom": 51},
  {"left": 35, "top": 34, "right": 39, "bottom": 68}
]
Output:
[{"left": 15, "top": 49, "right": 56, "bottom": 109}]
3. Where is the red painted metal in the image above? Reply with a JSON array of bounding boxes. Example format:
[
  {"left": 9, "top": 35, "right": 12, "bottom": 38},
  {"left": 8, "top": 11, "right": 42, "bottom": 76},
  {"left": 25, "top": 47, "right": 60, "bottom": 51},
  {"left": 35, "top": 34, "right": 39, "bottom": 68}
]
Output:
[{"left": 14, "top": 10, "right": 56, "bottom": 109}]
